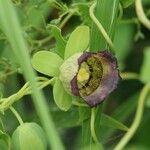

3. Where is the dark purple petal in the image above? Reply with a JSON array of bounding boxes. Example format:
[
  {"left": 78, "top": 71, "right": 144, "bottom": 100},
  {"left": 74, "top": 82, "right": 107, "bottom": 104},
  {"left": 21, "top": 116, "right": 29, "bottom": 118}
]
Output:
[
  {"left": 71, "top": 50, "right": 120, "bottom": 107},
  {"left": 71, "top": 52, "right": 92, "bottom": 96},
  {"left": 70, "top": 76, "right": 79, "bottom": 96},
  {"left": 78, "top": 52, "right": 91, "bottom": 64}
]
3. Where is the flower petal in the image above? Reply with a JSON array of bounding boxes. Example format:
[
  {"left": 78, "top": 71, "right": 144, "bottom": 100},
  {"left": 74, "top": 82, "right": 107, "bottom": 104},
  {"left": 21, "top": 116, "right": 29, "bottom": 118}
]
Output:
[
  {"left": 71, "top": 51, "right": 120, "bottom": 107},
  {"left": 82, "top": 51, "right": 120, "bottom": 106}
]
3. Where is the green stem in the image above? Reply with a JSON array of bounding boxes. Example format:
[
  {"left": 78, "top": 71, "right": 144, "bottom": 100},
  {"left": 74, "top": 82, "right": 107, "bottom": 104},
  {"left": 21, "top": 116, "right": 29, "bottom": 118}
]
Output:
[
  {"left": 72, "top": 101, "right": 88, "bottom": 107},
  {"left": 0, "top": 78, "right": 55, "bottom": 112},
  {"left": 10, "top": 106, "right": 24, "bottom": 125},
  {"left": 89, "top": 2, "right": 115, "bottom": 52},
  {"left": 135, "top": 0, "right": 150, "bottom": 30},
  {"left": 90, "top": 108, "right": 102, "bottom": 148},
  {"left": 120, "top": 72, "right": 139, "bottom": 80},
  {"left": 114, "top": 83, "right": 150, "bottom": 150}
]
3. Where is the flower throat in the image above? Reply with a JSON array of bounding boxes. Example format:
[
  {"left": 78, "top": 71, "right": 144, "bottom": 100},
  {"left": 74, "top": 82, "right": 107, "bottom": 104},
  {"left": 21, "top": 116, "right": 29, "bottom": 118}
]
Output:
[{"left": 77, "top": 56, "right": 103, "bottom": 96}]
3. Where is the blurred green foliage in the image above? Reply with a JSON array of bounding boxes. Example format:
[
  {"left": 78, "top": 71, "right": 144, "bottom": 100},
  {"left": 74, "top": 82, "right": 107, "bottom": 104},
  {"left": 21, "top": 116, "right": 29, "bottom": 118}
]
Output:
[{"left": 0, "top": 0, "right": 150, "bottom": 150}]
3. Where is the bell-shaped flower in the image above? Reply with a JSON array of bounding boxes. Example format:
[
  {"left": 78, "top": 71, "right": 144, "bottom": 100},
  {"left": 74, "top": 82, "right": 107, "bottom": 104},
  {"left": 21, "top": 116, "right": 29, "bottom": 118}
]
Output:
[{"left": 32, "top": 25, "right": 120, "bottom": 110}]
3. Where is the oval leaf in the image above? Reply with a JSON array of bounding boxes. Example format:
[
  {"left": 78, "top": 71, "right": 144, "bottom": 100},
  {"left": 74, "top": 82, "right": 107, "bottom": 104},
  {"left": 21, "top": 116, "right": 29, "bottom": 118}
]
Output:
[
  {"left": 32, "top": 51, "right": 63, "bottom": 77},
  {"left": 64, "top": 25, "right": 90, "bottom": 59},
  {"left": 53, "top": 78, "right": 72, "bottom": 111}
]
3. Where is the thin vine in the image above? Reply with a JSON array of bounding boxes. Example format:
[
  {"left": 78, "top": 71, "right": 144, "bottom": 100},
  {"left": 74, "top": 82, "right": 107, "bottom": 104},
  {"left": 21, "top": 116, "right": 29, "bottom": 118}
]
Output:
[
  {"left": 89, "top": 2, "right": 115, "bottom": 52},
  {"left": 114, "top": 82, "right": 150, "bottom": 150},
  {"left": 90, "top": 108, "right": 103, "bottom": 149},
  {"left": 10, "top": 106, "right": 24, "bottom": 125},
  {"left": 135, "top": 0, "right": 150, "bottom": 30}
]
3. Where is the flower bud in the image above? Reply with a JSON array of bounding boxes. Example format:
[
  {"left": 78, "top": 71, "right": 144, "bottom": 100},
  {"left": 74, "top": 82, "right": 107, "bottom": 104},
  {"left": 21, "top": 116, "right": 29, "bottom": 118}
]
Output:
[
  {"left": 12, "top": 123, "right": 47, "bottom": 150},
  {"left": 59, "top": 50, "right": 120, "bottom": 107}
]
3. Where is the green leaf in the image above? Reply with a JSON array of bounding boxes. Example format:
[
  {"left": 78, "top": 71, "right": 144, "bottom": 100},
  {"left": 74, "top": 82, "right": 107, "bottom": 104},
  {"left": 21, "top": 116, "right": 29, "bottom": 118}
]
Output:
[
  {"left": 101, "top": 114, "right": 129, "bottom": 131},
  {"left": 102, "top": 93, "right": 138, "bottom": 141},
  {"left": 53, "top": 78, "right": 72, "bottom": 111},
  {"left": 140, "top": 47, "right": 150, "bottom": 83},
  {"left": 120, "top": 0, "right": 135, "bottom": 8},
  {"left": 64, "top": 25, "right": 90, "bottom": 59},
  {"left": 47, "top": 24, "right": 66, "bottom": 58},
  {"left": 32, "top": 51, "right": 63, "bottom": 77},
  {"left": 114, "top": 24, "right": 134, "bottom": 70}
]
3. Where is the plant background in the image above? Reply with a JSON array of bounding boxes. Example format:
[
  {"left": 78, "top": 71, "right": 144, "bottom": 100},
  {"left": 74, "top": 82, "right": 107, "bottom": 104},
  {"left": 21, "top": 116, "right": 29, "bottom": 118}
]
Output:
[{"left": 0, "top": 0, "right": 150, "bottom": 150}]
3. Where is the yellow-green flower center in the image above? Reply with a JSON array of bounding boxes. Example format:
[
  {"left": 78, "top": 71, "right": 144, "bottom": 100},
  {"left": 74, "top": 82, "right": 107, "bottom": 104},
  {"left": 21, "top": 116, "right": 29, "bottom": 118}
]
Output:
[
  {"left": 77, "top": 62, "right": 90, "bottom": 83},
  {"left": 77, "top": 56, "right": 103, "bottom": 96}
]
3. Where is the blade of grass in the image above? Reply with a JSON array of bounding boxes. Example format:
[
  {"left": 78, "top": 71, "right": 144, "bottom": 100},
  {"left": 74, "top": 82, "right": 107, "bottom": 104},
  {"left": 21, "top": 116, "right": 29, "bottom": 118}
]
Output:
[
  {"left": 101, "top": 93, "right": 138, "bottom": 144},
  {"left": 0, "top": 0, "right": 64, "bottom": 150},
  {"left": 90, "top": 0, "right": 119, "bottom": 50},
  {"left": 83, "top": 0, "right": 119, "bottom": 148}
]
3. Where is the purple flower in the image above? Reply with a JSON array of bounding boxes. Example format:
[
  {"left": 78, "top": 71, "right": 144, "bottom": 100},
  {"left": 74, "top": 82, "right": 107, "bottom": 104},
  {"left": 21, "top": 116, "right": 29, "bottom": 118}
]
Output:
[{"left": 60, "top": 50, "right": 120, "bottom": 107}]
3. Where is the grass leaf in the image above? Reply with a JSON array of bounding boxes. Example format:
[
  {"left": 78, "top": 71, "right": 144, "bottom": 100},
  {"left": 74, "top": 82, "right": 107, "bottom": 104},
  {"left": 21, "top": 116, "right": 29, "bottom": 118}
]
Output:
[
  {"left": 101, "top": 114, "right": 129, "bottom": 131},
  {"left": 90, "top": 0, "right": 119, "bottom": 50}
]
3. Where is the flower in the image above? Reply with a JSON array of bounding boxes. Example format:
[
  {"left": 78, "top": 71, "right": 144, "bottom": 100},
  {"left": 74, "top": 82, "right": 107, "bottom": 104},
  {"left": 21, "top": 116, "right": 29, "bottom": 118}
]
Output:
[
  {"left": 59, "top": 50, "right": 120, "bottom": 107},
  {"left": 32, "top": 25, "right": 120, "bottom": 110}
]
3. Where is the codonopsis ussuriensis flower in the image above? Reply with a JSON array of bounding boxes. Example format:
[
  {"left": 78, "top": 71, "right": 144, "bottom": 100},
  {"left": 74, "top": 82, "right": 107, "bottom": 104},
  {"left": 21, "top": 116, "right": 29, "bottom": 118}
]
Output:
[
  {"left": 59, "top": 50, "right": 120, "bottom": 107},
  {"left": 32, "top": 25, "right": 120, "bottom": 110}
]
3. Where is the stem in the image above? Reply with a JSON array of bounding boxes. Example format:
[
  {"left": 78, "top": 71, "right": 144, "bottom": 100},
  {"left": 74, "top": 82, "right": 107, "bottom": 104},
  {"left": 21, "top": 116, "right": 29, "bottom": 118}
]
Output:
[
  {"left": 72, "top": 101, "right": 88, "bottom": 107},
  {"left": 89, "top": 2, "right": 115, "bottom": 52},
  {"left": 114, "top": 83, "right": 150, "bottom": 150},
  {"left": 90, "top": 108, "right": 102, "bottom": 148},
  {"left": 135, "top": 0, "right": 150, "bottom": 30},
  {"left": 0, "top": 77, "right": 55, "bottom": 111},
  {"left": 59, "top": 11, "right": 75, "bottom": 29},
  {"left": 120, "top": 72, "right": 139, "bottom": 80},
  {"left": 31, "top": 9, "right": 75, "bottom": 46},
  {"left": 10, "top": 106, "right": 24, "bottom": 125}
]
